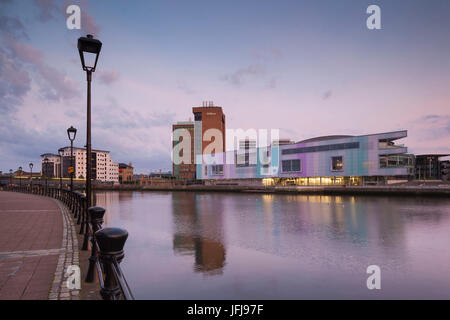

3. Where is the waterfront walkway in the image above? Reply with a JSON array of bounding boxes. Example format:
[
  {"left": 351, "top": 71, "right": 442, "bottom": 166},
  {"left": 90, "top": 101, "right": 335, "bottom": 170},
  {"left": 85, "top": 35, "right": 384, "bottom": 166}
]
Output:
[{"left": 0, "top": 191, "right": 78, "bottom": 300}]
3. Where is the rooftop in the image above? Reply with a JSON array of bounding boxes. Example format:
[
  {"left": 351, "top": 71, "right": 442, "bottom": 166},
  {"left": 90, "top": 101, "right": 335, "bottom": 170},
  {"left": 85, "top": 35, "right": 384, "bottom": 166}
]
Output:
[{"left": 295, "top": 130, "right": 407, "bottom": 144}]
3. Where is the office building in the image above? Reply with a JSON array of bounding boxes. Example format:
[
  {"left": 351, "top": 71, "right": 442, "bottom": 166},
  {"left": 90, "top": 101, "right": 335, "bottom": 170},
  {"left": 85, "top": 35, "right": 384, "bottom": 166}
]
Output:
[
  {"left": 198, "top": 130, "right": 415, "bottom": 186},
  {"left": 42, "top": 147, "right": 119, "bottom": 182},
  {"left": 415, "top": 154, "right": 450, "bottom": 180}
]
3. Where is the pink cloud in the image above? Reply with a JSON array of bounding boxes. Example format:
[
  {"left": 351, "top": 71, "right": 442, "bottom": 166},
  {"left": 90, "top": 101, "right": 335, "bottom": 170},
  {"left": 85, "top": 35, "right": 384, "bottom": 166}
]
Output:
[
  {"left": 34, "top": 0, "right": 101, "bottom": 36},
  {"left": 6, "top": 37, "right": 44, "bottom": 65},
  {"left": 97, "top": 69, "right": 120, "bottom": 85},
  {"left": 33, "top": 0, "right": 59, "bottom": 22},
  {"left": 3, "top": 36, "right": 79, "bottom": 101}
]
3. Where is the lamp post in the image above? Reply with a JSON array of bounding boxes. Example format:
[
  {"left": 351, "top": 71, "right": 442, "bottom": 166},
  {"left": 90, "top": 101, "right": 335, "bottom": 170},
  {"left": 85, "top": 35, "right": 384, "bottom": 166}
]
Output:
[
  {"left": 43, "top": 157, "right": 49, "bottom": 195},
  {"left": 9, "top": 169, "right": 12, "bottom": 186},
  {"left": 18, "top": 166, "right": 22, "bottom": 189},
  {"left": 29, "top": 162, "right": 33, "bottom": 189},
  {"left": 67, "top": 126, "right": 77, "bottom": 191},
  {"left": 58, "top": 148, "right": 64, "bottom": 190},
  {"left": 78, "top": 34, "right": 102, "bottom": 208}
]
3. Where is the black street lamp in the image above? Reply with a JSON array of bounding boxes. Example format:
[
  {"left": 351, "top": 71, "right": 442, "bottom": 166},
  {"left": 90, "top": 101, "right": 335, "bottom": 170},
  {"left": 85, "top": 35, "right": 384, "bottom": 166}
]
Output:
[
  {"left": 9, "top": 169, "right": 12, "bottom": 185},
  {"left": 58, "top": 148, "right": 64, "bottom": 190},
  {"left": 43, "top": 157, "right": 49, "bottom": 194},
  {"left": 67, "top": 126, "right": 77, "bottom": 191},
  {"left": 78, "top": 34, "right": 102, "bottom": 208},
  {"left": 18, "top": 166, "right": 22, "bottom": 188},
  {"left": 29, "top": 162, "right": 33, "bottom": 189}
]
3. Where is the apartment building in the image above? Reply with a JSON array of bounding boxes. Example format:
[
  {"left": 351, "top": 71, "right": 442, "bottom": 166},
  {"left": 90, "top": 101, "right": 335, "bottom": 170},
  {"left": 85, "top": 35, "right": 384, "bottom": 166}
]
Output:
[{"left": 43, "top": 147, "right": 119, "bottom": 182}]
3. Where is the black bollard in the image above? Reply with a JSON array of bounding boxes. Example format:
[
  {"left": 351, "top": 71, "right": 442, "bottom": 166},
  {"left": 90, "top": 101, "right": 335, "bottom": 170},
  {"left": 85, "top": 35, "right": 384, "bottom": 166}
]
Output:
[
  {"left": 85, "top": 206, "right": 105, "bottom": 281},
  {"left": 95, "top": 227, "right": 129, "bottom": 300}
]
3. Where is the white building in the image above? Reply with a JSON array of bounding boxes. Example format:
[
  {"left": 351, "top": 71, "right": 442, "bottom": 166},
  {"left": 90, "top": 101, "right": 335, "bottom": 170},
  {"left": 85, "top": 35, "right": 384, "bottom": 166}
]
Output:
[
  {"left": 40, "top": 153, "right": 62, "bottom": 177},
  {"left": 41, "top": 147, "right": 119, "bottom": 183}
]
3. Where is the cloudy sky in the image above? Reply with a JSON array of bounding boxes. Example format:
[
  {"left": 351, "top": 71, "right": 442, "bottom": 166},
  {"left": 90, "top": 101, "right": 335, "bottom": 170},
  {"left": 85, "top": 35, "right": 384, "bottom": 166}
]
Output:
[{"left": 1, "top": 0, "right": 449, "bottom": 173}]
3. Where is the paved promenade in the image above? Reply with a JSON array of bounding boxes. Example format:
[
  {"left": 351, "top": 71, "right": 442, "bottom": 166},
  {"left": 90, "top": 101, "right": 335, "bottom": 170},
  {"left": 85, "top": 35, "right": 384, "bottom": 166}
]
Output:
[{"left": 0, "top": 191, "right": 78, "bottom": 300}]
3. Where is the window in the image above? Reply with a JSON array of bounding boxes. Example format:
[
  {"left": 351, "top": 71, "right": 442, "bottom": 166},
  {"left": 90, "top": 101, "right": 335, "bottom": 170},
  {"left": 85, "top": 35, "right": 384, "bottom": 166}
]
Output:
[
  {"left": 235, "top": 151, "right": 257, "bottom": 167},
  {"left": 194, "top": 112, "right": 202, "bottom": 121},
  {"left": 282, "top": 159, "right": 301, "bottom": 172},
  {"left": 282, "top": 142, "right": 359, "bottom": 155},
  {"left": 212, "top": 165, "right": 224, "bottom": 175},
  {"left": 379, "top": 154, "right": 412, "bottom": 168},
  {"left": 331, "top": 156, "right": 343, "bottom": 171}
]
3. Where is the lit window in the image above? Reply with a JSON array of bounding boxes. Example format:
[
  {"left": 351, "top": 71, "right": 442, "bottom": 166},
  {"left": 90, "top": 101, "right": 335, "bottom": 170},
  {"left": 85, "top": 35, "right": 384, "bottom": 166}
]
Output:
[{"left": 331, "top": 156, "right": 343, "bottom": 171}]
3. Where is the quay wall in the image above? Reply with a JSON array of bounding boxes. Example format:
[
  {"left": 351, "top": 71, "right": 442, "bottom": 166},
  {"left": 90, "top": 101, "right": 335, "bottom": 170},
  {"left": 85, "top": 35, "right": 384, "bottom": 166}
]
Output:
[{"left": 92, "top": 184, "right": 450, "bottom": 197}]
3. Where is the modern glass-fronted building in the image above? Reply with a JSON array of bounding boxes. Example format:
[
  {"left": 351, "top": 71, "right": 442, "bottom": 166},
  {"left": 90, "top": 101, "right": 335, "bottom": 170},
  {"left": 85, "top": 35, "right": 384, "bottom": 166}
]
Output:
[{"left": 198, "top": 130, "right": 414, "bottom": 186}]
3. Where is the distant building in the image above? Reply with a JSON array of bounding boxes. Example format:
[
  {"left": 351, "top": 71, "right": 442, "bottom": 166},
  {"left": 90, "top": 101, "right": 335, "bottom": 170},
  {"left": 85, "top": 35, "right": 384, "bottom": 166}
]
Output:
[
  {"left": 12, "top": 170, "right": 39, "bottom": 178},
  {"left": 415, "top": 154, "right": 450, "bottom": 180},
  {"left": 172, "top": 104, "right": 450, "bottom": 186},
  {"left": 172, "top": 121, "right": 196, "bottom": 181},
  {"left": 42, "top": 147, "right": 119, "bottom": 182},
  {"left": 192, "top": 102, "right": 226, "bottom": 179},
  {"left": 441, "top": 160, "right": 450, "bottom": 181},
  {"left": 136, "top": 172, "right": 176, "bottom": 187},
  {"left": 118, "top": 163, "right": 134, "bottom": 183},
  {"left": 172, "top": 102, "right": 226, "bottom": 181},
  {"left": 40, "top": 153, "right": 61, "bottom": 177},
  {"left": 199, "top": 130, "right": 415, "bottom": 186}
]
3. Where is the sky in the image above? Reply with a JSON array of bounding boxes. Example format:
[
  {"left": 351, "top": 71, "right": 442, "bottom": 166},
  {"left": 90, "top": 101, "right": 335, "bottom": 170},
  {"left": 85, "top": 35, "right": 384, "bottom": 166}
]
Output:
[{"left": 1, "top": 0, "right": 449, "bottom": 174}]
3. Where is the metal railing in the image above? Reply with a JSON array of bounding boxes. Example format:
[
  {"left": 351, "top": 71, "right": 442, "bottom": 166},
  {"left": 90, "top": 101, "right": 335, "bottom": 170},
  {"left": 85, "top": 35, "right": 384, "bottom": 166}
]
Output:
[{"left": 3, "top": 183, "right": 134, "bottom": 300}]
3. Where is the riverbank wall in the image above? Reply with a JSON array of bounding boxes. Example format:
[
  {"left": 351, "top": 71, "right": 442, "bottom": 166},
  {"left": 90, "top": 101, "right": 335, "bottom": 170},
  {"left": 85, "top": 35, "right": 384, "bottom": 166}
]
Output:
[{"left": 92, "top": 184, "right": 450, "bottom": 197}]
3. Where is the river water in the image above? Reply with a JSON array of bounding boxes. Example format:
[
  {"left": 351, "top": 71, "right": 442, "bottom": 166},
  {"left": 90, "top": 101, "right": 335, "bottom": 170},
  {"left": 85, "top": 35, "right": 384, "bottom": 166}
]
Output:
[{"left": 95, "top": 191, "right": 450, "bottom": 299}]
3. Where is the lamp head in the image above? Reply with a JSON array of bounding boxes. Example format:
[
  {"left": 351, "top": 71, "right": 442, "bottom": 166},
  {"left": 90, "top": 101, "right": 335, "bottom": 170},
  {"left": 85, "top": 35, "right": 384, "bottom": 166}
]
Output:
[
  {"left": 67, "top": 126, "right": 77, "bottom": 142},
  {"left": 77, "top": 34, "right": 102, "bottom": 72}
]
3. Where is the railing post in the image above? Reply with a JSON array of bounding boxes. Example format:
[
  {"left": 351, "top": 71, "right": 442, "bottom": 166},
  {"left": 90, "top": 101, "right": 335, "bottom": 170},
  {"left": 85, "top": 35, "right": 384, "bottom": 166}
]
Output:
[
  {"left": 85, "top": 206, "right": 105, "bottom": 282},
  {"left": 95, "top": 227, "right": 129, "bottom": 300},
  {"left": 73, "top": 192, "right": 79, "bottom": 219},
  {"left": 77, "top": 194, "right": 83, "bottom": 225},
  {"left": 79, "top": 195, "right": 86, "bottom": 233}
]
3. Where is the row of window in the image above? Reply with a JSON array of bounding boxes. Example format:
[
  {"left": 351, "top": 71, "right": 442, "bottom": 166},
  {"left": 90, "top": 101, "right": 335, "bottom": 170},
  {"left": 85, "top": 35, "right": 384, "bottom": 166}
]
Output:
[
  {"left": 281, "top": 156, "right": 343, "bottom": 173},
  {"left": 204, "top": 156, "right": 345, "bottom": 175},
  {"left": 282, "top": 142, "right": 359, "bottom": 155}
]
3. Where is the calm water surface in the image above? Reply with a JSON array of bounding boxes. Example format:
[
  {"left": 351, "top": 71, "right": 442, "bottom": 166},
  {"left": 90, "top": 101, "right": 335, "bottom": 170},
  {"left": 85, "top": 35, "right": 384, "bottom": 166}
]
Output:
[{"left": 95, "top": 191, "right": 450, "bottom": 299}]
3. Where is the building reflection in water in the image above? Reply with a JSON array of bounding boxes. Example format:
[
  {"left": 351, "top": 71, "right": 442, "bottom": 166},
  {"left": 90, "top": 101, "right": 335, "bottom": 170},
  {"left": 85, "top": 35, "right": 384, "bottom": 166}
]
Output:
[
  {"left": 171, "top": 192, "right": 226, "bottom": 276},
  {"left": 95, "top": 191, "right": 135, "bottom": 225}
]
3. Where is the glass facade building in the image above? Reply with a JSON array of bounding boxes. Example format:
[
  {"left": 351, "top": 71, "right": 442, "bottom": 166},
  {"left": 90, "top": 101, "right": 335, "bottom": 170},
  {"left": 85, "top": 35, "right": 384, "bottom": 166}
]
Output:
[{"left": 198, "top": 130, "right": 415, "bottom": 186}]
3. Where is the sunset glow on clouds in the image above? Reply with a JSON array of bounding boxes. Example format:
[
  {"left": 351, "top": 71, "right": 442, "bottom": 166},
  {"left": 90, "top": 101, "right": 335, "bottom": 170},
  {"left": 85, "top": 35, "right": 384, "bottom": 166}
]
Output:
[{"left": 1, "top": 0, "right": 449, "bottom": 173}]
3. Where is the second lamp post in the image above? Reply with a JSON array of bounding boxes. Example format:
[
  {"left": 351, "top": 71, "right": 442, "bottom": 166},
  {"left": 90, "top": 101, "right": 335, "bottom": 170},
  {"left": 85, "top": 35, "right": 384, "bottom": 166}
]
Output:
[
  {"left": 29, "top": 162, "right": 33, "bottom": 189},
  {"left": 67, "top": 126, "right": 77, "bottom": 191},
  {"left": 58, "top": 148, "right": 64, "bottom": 190},
  {"left": 18, "top": 166, "right": 22, "bottom": 188}
]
